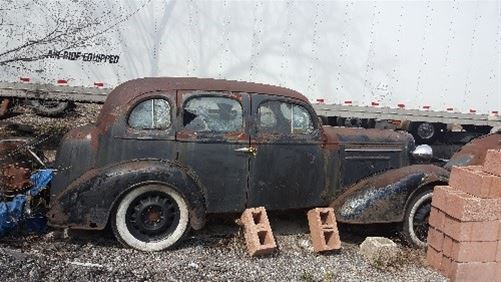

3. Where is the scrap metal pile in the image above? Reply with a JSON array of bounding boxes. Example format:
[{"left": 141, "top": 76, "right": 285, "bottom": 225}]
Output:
[
  {"left": 0, "top": 139, "right": 35, "bottom": 197},
  {"left": 0, "top": 138, "right": 52, "bottom": 236}
]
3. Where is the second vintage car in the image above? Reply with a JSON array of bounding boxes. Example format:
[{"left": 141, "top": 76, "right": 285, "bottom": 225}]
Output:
[{"left": 47, "top": 77, "right": 449, "bottom": 251}]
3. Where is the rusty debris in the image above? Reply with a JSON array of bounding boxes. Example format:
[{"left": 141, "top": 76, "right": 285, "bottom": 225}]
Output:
[
  {"left": 0, "top": 164, "right": 32, "bottom": 196},
  {"left": 0, "top": 138, "right": 40, "bottom": 197}
]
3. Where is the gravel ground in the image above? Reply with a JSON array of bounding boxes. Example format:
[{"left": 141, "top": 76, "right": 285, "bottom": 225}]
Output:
[
  {"left": 0, "top": 104, "right": 447, "bottom": 281},
  {"left": 0, "top": 216, "right": 446, "bottom": 282}
]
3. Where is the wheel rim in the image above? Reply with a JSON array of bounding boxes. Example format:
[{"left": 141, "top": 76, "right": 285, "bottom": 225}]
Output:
[
  {"left": 125, "top": 191, "right": 180, "bottom": 242},
  {"left": 409, "top": 193, "right": 432, "bottom": 247},
  {"left": 413, "top": 201, "right": 431, "bottom": 243},
  {"left": 417, "top": 123, "right": 435, "bottom": 140}
]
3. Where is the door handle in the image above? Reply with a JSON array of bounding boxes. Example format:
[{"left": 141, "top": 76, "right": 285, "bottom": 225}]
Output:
[{"left": 234, "top": 146, "right": 257, "bottom": 155}]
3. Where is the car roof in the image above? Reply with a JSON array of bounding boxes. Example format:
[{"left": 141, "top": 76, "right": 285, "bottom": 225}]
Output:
[
  {"left": 107, "top": 77, "right": 307, "bottom": 105},
  {"left": 97, "top": 77, "right": 310, "bottom": 126}
]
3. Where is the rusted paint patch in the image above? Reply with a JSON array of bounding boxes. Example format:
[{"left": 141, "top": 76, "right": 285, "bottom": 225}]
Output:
[
  {"left": 48, "top": 158, "right": 207, "bottom": 231},
  {"left": 323, "top": 126, "right": 415, "bottom": 147}
]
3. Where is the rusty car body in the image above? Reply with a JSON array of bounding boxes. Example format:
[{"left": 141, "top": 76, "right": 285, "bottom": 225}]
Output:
[
  {"left": 47, "top": 77, "right": 449, "bottom": 251},
  {"left": 445, "top": 132, "right": 501, "bottom": 170}
]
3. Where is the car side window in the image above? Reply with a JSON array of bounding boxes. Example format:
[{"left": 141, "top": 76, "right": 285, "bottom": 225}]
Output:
[
  {"left": 257, "top": 101, "right": 314, "bottom": 135},
  {"left": 183, "top": 96, "right": 243, "bottom": 132},
  {"left": 128, "top": 99, "right": 171, "bottom": 129}
]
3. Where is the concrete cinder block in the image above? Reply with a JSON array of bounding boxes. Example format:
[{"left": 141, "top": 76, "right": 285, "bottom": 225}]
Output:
[
  {"left": 426, "top": 245, "right": 443, "bottom": 270},
  {"left": 240, "top": 207, "right": 277, "bottom": 256},
  {"left": 442, "top": 235, "right": 453, "bottom": 259},
  {"left": 431, "top": 185, "right": 456, "bottom": 210},
  {"left": 445, "top": 240, "right": 498, "bottom": 263},
  {"left": 497, "top": 241, "right": 501, "bottom": 262},
  {"left": 427, "top": 227, "right": 444, "bottom": 251},
  {"left": 499, "top": 221, "right": 501, "bottom": 241},
  {"left": 442, "top": 216, "right": 500, "bottom": 242},
  {"left": 483, "top": 149, "right": 501, "bottom": 177},
  {"left": 497, "top": 262, "right": 501, "bottom": 282},
  {"left": 450, "top": 166, "right": 501, "bottom": 199},
  {"left": 440, "top": 255, "right": 453, "bottom": 278},
  {"left": 448, "top": 261, "right": 499, "bottom": 282},
  {"left": 307, "top": 207, "right": 341, "bottom": 252},
  {"left": 433, "top": 186, "right": 501, "bottom": 222},
  {"left": 429, "top": 207, "right": 446, "bottom": 230}
]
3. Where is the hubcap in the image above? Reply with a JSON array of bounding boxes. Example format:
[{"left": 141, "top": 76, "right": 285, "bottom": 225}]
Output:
[{"left": 125, "top": 191, "right": 180, "bottom": 242}]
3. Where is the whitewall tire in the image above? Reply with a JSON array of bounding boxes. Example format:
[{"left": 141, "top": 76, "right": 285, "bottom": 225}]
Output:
[
  {"left": 112, "top": 184, "right": 189, "bottom": 252},
  {"left": 402, "top": 190, "right": 433, "bottom": 248}
]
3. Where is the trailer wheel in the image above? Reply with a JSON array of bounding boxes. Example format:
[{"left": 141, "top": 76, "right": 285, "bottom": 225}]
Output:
[
  {"left": 411, "top": 122, "right": 440, "bottom": 144},
  {"left": 29, "top": 99, "right": 73, "bottom": 117},
  {"left": 112, "top": 183, "right": 189, "bottom": 252},
  {"left": 402, "top": 189, "right": 432, "bottom": 248}
]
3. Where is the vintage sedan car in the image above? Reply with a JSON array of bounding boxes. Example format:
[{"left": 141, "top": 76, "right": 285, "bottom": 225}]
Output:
[{"left": 47, "top": 77, "right": 449, "bottom": 251}]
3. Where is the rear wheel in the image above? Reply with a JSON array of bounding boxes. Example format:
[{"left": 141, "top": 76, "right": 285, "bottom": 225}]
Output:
[
  {"left": 402, "top": 189, "right": 432, "bottom": 248},
  {"left": 112, "top": 184, "right": 189, "bottom": 251},
  {"left": 29, "top": 99, "right": 73, "bottom": 117}
]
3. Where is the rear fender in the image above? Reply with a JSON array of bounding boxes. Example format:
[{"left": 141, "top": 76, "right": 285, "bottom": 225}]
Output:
[
  {"left": 331, "top": 165, "right": 449, "bottom": 224},
  {"left": 47, "top": 159, "right": 207, "bottom": 231}
]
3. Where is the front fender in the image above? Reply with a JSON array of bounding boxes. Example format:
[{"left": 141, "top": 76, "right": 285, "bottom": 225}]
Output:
[
  {"left": 331, "top": 165, "right": 449, "bottom": 224},
  {"left": 47, "top": 159, "right": 207, "bottom": 231}
]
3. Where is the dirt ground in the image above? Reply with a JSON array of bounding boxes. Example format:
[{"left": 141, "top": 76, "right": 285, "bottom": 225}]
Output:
[{"left": 0, "top": 103, "right": 446, "bottom": 281}]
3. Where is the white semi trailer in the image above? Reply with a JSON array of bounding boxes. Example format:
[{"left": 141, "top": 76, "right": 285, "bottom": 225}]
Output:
[{"left": 0, "top": 0, "right": 499, "bottom": 144}]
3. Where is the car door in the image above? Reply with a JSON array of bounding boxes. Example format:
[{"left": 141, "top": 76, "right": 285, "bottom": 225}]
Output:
[
  {"left": 248, "top": 94, "right": 326, "bottom": 210},
  {"left": 175, "top": 90, "right": 251, "bottom": 213}
]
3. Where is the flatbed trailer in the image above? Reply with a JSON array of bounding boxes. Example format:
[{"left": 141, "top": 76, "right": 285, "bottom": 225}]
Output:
[
  {"left": 1, "top": 80, "right": 499, "bottom": 146},
  {"left": 1, "top": 81, "right": 499, "bottom": 125}
]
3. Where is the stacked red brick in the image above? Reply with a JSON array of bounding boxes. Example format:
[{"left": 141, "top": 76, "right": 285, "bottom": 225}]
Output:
[{"left": 426, "top": 149, "right": 501, "bottom": 282}]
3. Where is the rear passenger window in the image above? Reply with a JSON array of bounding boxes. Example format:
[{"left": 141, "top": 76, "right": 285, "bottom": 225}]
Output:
[
  {"left": 257, "top": 101, "right": 314, "bottom": 135},
  {"left": 183, "top": 96, "right": 243, "bottom": 132},
  {"left": 128, "top": 99, "right": 171, "bottom": 129}
]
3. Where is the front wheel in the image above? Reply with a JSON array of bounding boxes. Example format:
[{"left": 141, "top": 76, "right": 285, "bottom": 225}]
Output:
[
  {"left": 402, "top": 189, "right": 432, "bottom": 248},
  {"left": 112, "top": 184, "right": 189, "bottom": 251}
]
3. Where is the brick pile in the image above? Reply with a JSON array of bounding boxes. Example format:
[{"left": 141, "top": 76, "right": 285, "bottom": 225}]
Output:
[{"left": 426, "top": 149, "right": 501, "bottom": 282}]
